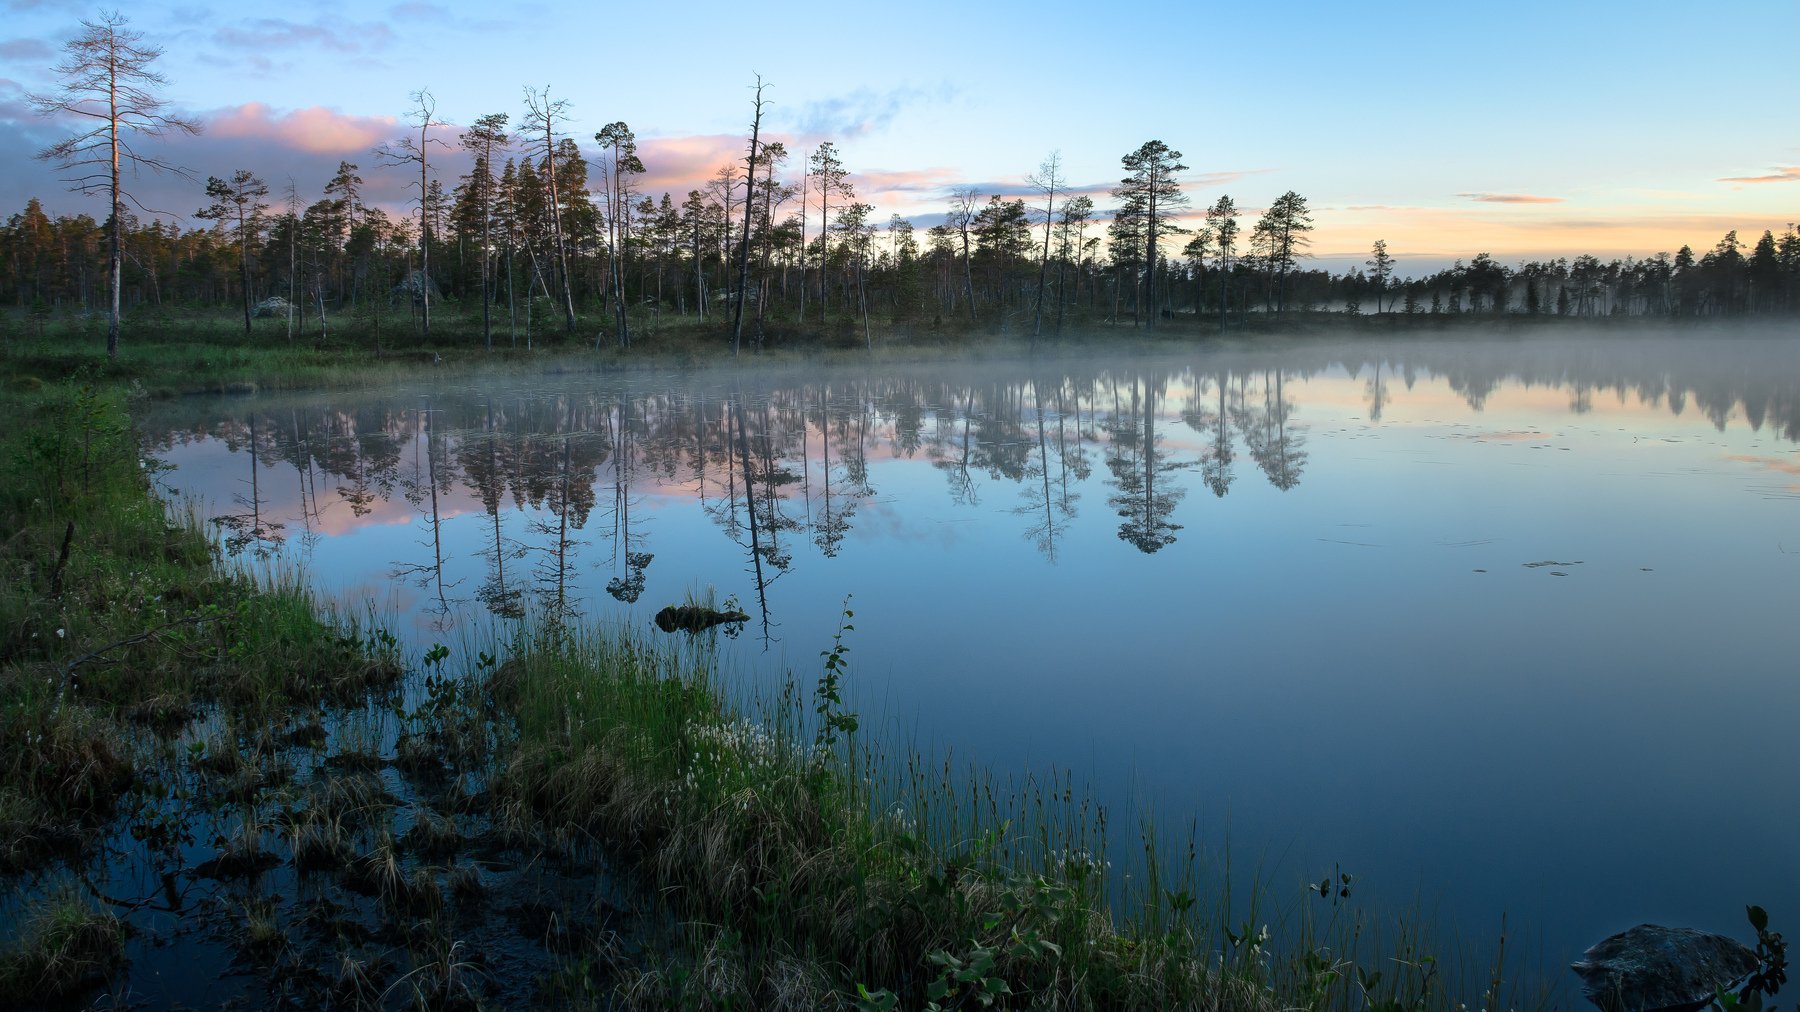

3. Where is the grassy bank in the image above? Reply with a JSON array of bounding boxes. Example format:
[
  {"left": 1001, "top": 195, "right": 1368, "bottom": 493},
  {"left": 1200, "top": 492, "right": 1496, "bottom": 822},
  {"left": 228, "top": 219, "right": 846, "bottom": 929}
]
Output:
[
  {"left": 0, "top": 341, "right": 1558, "bottom": 1009},
  {"left": 472, "top": 612, "right": 1497, "bottom": 1010}
]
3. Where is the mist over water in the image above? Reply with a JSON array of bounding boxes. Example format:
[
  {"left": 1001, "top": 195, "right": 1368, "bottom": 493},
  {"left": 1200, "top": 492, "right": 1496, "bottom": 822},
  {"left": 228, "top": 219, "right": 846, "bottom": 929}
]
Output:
[{"left": 141, "top": 331, "right": 1800, "bottom": 972}]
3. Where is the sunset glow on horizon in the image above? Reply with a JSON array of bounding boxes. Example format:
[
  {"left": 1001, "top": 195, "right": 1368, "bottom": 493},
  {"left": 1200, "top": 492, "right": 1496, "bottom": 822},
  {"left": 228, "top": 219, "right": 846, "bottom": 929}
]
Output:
[{"left": 2, "top": 0, "right": 1795, "bottom": 273}]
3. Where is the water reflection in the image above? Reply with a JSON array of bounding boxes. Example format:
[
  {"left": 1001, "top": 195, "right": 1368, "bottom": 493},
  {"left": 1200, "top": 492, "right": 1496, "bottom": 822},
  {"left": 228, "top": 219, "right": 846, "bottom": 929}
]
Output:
[
  {"left": 209, "top": 413, "right": 286, "bottom": 559},
  {"left": 140, "top": 334, "right": 1800, "bottom": 972},
  {"left": 146, "top": 336, "right": 1800, "bottom": 634}
]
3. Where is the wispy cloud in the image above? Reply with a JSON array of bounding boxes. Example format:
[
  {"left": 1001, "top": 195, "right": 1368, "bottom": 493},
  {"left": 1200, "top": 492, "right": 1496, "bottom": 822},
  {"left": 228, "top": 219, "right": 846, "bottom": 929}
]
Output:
[
  {"left": 1458, "top": 192, "right": 1564, "bottom": 204},
  {"left": 0, "top": 37, "right": 52, "bottom": 61},
  {"left": 854, "top": 167, "right": 962, "bottom": 195},
  {"left": 385, "top": 2, "right": 512, "bottom": 33},
  {"left": 388, "top": 1, "right": 446, "bottom": 18},
  {"left": 1718, "top": 166, "right": 1800, "bottom": 185},
  {"left": 213, "top": 16, "right": 396, "bottom": 56},
  {"left": 776, "top": 84, "right": 955, "bottom": 140},
  {"left": 1186, "top": 168, "right": 1270, "bottom": 189}
]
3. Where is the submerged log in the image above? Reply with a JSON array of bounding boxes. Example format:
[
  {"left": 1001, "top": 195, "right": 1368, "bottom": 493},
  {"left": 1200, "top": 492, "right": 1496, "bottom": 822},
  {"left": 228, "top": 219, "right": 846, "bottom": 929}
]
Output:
[
  {"left": 653, "top": 605, "right": 750, "bottom": 634},
  {"left": 1572, "top": 924, "right": 1758, "bottom": 1012}
]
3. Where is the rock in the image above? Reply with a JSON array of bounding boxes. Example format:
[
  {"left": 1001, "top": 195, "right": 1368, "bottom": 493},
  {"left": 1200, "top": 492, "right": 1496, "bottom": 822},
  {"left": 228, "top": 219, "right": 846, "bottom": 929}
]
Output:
[
  {"left": 1572, "top": 924, "right": 1759, "bottom": 1012},
  {"left": 251, "top": 295, "right": 294, "bottom": 318},
  {"left": 391, "top": 269, "right": 441, "bottom": 308},
  {"left": 653, "top": 605, "right": 749, "bottom": 634}
]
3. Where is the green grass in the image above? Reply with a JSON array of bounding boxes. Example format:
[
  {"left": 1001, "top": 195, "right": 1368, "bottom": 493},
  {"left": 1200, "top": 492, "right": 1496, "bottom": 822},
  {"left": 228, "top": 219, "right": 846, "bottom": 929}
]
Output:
[
  {"left": 0, "top": 379, "right": 401, "bottom": 874},
  {"left": 0, "top": 886, "right": 127, "bottom": 1004}
]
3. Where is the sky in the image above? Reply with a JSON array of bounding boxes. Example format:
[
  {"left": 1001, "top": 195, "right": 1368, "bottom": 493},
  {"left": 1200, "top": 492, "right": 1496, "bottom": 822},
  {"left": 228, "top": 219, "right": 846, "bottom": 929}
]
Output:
[{"left": 2, "top": 0, "right": 1797, "bottom": 274}]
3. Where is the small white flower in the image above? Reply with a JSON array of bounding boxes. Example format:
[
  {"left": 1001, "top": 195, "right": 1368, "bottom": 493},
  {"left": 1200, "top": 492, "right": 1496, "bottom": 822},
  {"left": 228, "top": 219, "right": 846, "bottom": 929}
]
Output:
[{"left": 55, "top": 628, "right": 65, "bottom": 639}]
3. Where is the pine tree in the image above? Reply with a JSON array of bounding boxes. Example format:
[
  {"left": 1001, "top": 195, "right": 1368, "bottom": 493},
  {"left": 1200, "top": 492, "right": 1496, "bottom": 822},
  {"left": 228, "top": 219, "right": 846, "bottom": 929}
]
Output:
[
  {"left": 196, "top": 170, "right": 270, "bottom": 335},
  {"left": 1366, "top": 239, "right": 1395, "bottom": 314},
  {"left": 1112, "top": 141, "right": 1189, "bottom": 328},
  {"left": 460, "top": 114, "right": 509, "bottom": 351}
]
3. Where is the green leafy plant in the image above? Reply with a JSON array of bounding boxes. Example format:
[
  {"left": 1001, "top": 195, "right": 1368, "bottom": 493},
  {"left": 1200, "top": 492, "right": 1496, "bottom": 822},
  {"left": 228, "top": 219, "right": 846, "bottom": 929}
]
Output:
[
  {"left": 813, "top": 596, "right": 859, "bottom": 760},
  {"left": 1717, "top": 906, "right": 1788, "bottom": 1011}
]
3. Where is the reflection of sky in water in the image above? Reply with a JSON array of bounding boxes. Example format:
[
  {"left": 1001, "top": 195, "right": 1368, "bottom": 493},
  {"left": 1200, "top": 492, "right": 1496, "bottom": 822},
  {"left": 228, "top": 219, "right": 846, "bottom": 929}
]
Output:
[{"left": 142, "top": 335, "right": 1800, "bottom": 969}]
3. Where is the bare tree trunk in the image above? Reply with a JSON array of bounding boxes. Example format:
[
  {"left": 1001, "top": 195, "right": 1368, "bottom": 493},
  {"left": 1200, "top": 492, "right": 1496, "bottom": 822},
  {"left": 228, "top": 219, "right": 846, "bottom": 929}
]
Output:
[
  {"left": 959, "top": 223, "right": 976, "bottom": 325},
  {"left": 107, "top": 73, "right": 120, "bottom": 359},
  {"left": 419, "top": 119, "right": 432, "bottom": 340},
  {"left": 797, "top": 172, "right": 807, "bottom": 322},
  {"left": 731, "top": 78, "right": 765, "bottom": 357},
  {"left": 284, "top": 184, "right": 296, "bottom": 343},
  {"left": 238, "top": 205, "right": 253, "bottom": 336}
]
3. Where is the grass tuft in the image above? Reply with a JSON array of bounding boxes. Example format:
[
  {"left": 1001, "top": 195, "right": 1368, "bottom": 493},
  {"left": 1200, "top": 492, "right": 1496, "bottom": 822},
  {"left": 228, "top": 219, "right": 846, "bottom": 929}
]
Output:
[{"left": 0, "top": 886, "right": 127, "bottom": 1004}]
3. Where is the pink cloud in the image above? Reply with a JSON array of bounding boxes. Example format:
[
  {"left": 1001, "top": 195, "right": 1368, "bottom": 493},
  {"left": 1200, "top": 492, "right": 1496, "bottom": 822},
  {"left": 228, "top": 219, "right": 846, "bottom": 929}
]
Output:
[
  {"left": 1186, "top": 168, "right": 1271, "bottom": 189},
  {"left": 632, "top": 134, "right": 954, "bottom": 207},
  {"left": 206, "top": 102, "right": 401, "bottom": 155},
  {"left": 856, "top": 166, "right": 964, "bottom": 195},
  {"left": 1458, "top": 192, "right": 1564, "bottom": 204},
  {"left": 635, "top": 133, "right": 750, "bottom": 196},
  {"left": 1718, "top": 166, "right": 1800, "bottom": 185}
]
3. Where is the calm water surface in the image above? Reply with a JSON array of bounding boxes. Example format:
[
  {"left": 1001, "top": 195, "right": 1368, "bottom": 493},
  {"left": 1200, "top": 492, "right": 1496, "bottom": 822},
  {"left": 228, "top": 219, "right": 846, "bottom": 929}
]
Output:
[{"left": 142, "top": 333, "right": 1800, "bottom": 971}]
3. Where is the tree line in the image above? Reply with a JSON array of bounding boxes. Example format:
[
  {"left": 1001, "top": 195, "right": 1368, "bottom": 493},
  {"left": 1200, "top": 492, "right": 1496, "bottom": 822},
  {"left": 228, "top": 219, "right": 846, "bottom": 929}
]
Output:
[{"left": 11, "top": 12, "right": 1800, "bottom": 358}]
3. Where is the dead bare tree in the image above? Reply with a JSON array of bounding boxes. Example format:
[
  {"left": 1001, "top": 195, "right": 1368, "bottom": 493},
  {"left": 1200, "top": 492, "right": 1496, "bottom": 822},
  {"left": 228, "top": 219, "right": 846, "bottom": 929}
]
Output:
[
  {"left": 1027, "top": 151, "right": 1066, "bottom": 343},
  {"left": 30, "top": 10, "right": 199, "bottom": 359},
  {"left": 522, "top": 86, "right": 579, "bottom": 333},
  {"left": 731, "top": 75, "right": 768, "bottom": 357},
  {"left": 374, "top": 89, "right": 449, "bottom": 339}
]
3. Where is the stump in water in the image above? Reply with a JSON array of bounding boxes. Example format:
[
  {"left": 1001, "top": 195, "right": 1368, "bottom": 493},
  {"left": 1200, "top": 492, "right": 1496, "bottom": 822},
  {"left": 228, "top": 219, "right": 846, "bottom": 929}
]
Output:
[
  {"left": 654, "top": 605, "right": 749, "bottom": 634},
  {"left": 1572, "top": 924, "right": 1758, "bottom": 1012}
]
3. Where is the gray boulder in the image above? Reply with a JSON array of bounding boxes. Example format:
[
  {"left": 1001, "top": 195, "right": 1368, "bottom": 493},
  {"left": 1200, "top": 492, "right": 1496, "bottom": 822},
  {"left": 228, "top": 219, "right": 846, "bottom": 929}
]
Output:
[
  {"left": 251, "top": 296, "right": 294, "bottom": 318},
  {"left": 391, "top": 269, "right": 441, "bottom": 308},
  {"left": 1572, "top": 924, "right": 1758, "bottom": 1012}
]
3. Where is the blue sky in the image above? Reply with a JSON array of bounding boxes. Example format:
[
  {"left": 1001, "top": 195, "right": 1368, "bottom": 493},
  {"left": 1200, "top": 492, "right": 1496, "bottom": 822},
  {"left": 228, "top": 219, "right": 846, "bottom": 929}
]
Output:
[{"left": 3, "top": 0, "right": 1796, "bottom": 272}]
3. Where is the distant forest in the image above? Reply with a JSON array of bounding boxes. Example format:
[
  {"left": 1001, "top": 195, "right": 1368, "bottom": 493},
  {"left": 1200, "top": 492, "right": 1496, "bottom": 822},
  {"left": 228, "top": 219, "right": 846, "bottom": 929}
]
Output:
[
  {"left": 9, "top": 14, "right": 1800, "bottom": 349},
  {"left": 9, "top": 180, "right": 1796, "bottom": 340}
]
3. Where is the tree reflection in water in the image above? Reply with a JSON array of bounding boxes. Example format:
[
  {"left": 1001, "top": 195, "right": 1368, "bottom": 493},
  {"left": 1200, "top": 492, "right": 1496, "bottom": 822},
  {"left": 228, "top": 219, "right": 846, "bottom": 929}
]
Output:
[{"left": 145, "top": 337, "right": 1800, "bottom": 636}]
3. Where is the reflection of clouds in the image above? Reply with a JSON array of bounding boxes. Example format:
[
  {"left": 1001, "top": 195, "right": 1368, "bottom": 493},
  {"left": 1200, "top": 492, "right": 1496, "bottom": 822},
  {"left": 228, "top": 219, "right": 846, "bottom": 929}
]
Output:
[
  {"left": 1467, "top": 430, "right": 1550, "bottom": 441},
  {"left": 849, "top": 497, "right": 969, "bottom": 550},
  {"left": 1726, "top": 454, "right": 1800, "bottom": 477}
]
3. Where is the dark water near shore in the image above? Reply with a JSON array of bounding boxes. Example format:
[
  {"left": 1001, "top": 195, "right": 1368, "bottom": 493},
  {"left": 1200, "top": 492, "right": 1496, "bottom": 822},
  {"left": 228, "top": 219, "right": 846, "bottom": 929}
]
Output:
[{"left": 142, "top": 332, "right": 1800, "bottom": 975}]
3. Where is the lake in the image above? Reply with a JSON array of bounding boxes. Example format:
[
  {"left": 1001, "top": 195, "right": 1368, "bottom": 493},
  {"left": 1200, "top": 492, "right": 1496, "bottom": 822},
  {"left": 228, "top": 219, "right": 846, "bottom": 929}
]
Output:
[{"left": 141, "top": 331, "right": 1800, "bottom": 976}]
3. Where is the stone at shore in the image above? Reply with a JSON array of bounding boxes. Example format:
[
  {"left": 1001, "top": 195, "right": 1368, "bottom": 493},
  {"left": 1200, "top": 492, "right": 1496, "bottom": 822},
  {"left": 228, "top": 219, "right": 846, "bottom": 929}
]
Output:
[
  {"left": 653, "top": 605, "right": 749, "bottom": 634},
  {"left": 1571, "top": 924, "right": 1758, "bottom": 1012}
]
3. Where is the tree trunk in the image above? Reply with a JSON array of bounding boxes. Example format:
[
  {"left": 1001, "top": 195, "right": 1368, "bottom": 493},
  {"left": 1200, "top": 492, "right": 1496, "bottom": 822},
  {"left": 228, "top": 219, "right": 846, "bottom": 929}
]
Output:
[
  {"left": 107, "top": 72, "right": 120, "bottom": 359},
  {"left": 731, "top": 82, "right": 763, "bottom": 357}
]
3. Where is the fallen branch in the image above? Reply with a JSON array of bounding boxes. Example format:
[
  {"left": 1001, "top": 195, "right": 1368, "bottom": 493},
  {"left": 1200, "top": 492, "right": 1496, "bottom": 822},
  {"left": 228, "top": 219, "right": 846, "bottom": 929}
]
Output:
[
  {"left": 55, "top": 608, "right": 233, "bottom": 713},
  {"left": 63, "top": 609, "right": 223, "bottom": 678}
]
